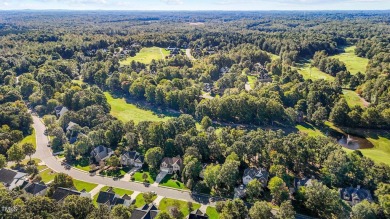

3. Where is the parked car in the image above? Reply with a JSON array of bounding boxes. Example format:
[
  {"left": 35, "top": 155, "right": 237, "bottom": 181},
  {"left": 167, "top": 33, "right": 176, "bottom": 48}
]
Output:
[{"left": 43, "top": 130, "right": 48, "bottom": 135}]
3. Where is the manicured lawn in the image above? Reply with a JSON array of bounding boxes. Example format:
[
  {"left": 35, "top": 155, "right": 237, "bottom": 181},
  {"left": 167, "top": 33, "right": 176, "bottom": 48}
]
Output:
[
  {"left": 133, "top": 170, "right": 155, "bottom": 184},
  {"left": 206, "top": 207, "right": 220, "bottom": 219},
  {"left": 342, "top": 89, "right": 367, "bottom": 108},
  {"left": 120, "top": 47, "right": 170, "bottom": 65},
  {"left": 100, "top": 167, "right": 130, "bottom": 177},
  {"left": 105, "top": 92, "right": 174, "bottom": 124},
  {"left": 73, "top": 179, "right": 98, "bottom": 192},
  {"left": 331, "top": 46, "right": 368, "bottom": 75},
  {"left": 100, "top": 186, "right": 134, "bottom": 196},
  {"left": 295, "top": 61, "right": 335, "bottom": 81},
  {"left": 20, "top": 129, "right": 36, "bottom": 149},
  {"left": 134, "top": 193, "right": 157, "bottom": 208},
  {"left": 159, "top": 198, "right": 201, "bottom": 217},
  {"left": 37, "top": 165, "right": 48, "bottom": 171},
  {"left": 40, "top": 169, "right": 57, "bottom": 183},
  {"left": 160, "top": 174, "right": 188, "bottom": 190},
  {"left": 70, "top": 157, "right": 91, "bottom": 172}
]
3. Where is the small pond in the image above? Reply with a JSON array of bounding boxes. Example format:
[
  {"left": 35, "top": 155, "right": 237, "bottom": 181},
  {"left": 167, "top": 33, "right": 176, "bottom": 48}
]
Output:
[{"left": 327, "top": 130, "right": 374, "bottom": 150}]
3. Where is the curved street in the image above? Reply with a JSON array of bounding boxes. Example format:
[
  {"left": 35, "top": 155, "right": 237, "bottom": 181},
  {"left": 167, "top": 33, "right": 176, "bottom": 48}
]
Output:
[{"left": 31, "top": 115, "right": 211, "bottom": 205}]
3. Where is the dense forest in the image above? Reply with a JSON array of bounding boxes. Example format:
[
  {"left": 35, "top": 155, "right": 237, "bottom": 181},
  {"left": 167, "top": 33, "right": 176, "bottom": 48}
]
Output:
[{"left": 0, "top": 11, "right": 389, "bottom": 219}]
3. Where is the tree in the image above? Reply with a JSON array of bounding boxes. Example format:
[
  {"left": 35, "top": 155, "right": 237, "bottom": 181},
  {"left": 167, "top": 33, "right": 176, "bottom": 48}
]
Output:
[
  {"left": 7, "top": 144, "right": 25, "bottom": 164},
  {"left": 268, "top": 177, "right": 289, "bottom": 205},
  {"left": 145, "top": 147, "right": 164, "bottom": 170},
  {"left": 311, "top": 106, "right": 328, "bottom": 126},
  {"left": 203, "top": 164, "right": 221, "bottom": 191},
  {"left": 304, "top": 181, "right": 350, "bottom": 218},
  {"left": 87, "top": 204, "right": 110, "bottom": 219},
  {"left": 200, "top": 116, "right": 212, "bottom": 130},
  {"left": 25, "top": 196, "right": 57, "bottom": 217},
  {"left": 246, "top": 179, "right": 263, "bottom": 202},
  {"left": 218, "top": 159, "right": 240, "bottom": 193},
  {"left": 277, "top": 201, "right": 295, "bottom": 219},
  {"left": 155, "top": 212, "right": 174, "bottom": 219},
  {"left": 249, "top": 201, "right": 273, "bottom": 219},
  {"left": 219, "top": 199, "right": 248, "bottom": 219},
  {"left": 351, "top": 200, "right": 376, "bottom": 219},
  {"left": 169, "top": 206, "right": 183, "bottom": 219},
  {"left": 22, "top": 143, "right": 36, "bottom": 162},
  {"left": 106, "top": 156, "right": 120, "bottom": 169},
  {"left": 63, "top": 195, "right": 95, "bottom": 219},
  {"left": 143, "top": 192, "right": 155, "bottom": 204},
  {"left": 50, "top": 173, "right": 74, "bottom": 193},
  {"left": 181, "top": 157, "right": 202, "bottom": 187},
  {"left": 329, "top": 98, "right": 350, "bottom": 126},
  {"left": 0, "top": 154, "right": 6, "bottom": 169},
  {"left": 142, "top": 173, "right": 149, "bottom": 182},
  {"left": 110, "top": 205, "right": 132, "bottom": 219}
]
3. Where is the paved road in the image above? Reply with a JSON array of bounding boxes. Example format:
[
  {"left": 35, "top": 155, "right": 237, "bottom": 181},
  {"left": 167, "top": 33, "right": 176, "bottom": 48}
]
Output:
[{"left": 31, "top": 115, "right": 212, "bottom": 206}]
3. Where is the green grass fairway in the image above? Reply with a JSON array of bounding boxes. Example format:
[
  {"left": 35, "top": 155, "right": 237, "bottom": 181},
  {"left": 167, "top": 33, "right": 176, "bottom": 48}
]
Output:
[
  {"left": 134, "top": 193, "right": 157, "bottom": 208},
  {"left": 40, "top": 169, "right": 57, "bottom": 183},
  {"left": 159, "top": 174, "right": 188, "bottom": 190},
  {"left": 206, "top": 207, "right": 220, "bottom": 219},
  {"left": 295, "top": 123, "right": 324, "bottom": 137},
  {"left": 158, "top": 198, "right": 201, "bottom": 217},
  {"left": 331, "top": 46, "right": 368, "bottom": 75},
  {"left": 105, "top": 92, "right": 174, "bottom": 124},
  {"left": 20, "top": 129, "right": 36, "bottom": 149},
  {"left": 73, "top": 179, "right": 98, "bottom": 192},
  {"left": 120, "top": 47, "right": 170, "bottom": 65},
  {"left": 295, "top": 62, "right": 335, "bottom": 81},
  {"left": 342, "top": 89, "right": 367, "bottom": 108}
]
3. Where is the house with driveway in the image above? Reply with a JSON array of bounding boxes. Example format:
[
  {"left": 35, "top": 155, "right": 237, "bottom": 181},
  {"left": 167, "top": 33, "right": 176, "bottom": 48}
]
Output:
[
  {"left": 242, "top": 167, "right": 269, "bottom": 187},
  {"left": 339, "top": 185, "right": 373, "bottom": 206},
  {"left": 90, "top": 145, "right": 113, "bottom": 163},
  {"left": 0, "top": 168, "right": 27, "bottom": 190},
  {"left": 120, "top": 151, "right": 144, "bottom": 168},
  {"left": 160, "top": 156, "right": 183, "bottom": 174}
]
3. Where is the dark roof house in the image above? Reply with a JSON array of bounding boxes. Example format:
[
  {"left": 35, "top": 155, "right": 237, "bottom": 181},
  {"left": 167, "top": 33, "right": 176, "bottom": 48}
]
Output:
[
  {"left": 188, "top": 209, "right": 209, "bottom": 219},
  {"left": 340, "top": 186, "right": 373, "bottom": 206},
  {"left": 130, "top": 203, "right": 159, "bottom": 219},
  {"left": 242, "top": 167, "right": 269, "bottom": 187},
  {"left": 52, "top": 187, "right": 90, "bottom": 202},
  {"left": 0, "top": 168, "right": 27, "bottom": 190},
  {"left": 23, "top": 182, "right": 48, "bottom": 196},
  {"left": 120, "top": 151, "right": 144, "bottom": 167},
  {"left": 90, "top": 145, "right": 113, "bottom": 163}
]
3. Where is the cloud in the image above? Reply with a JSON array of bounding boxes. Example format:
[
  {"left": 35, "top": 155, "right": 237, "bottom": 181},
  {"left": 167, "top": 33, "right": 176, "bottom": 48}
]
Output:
[
  {"left": 161, "top": 0, "right": 184, "bottom": 5},
  {"left": 215, "top": 0, "right": 386, "bottom": 5}
]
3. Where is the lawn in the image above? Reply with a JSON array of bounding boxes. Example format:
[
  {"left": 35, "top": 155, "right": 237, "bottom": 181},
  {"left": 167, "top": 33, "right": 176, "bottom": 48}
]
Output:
[
  {"left": 295, "top": 61, "right": 335, "bottom": 81},
  {"left": 158, "top": 198, "right": 201, "bottom": 217},
  {"left": 100, "top": 186, "right": 134, "bottom": 196},
  {"left": 73, "top": 179, "right": 98, "bottom": 192},
  {"left": 20, "top": 129, "right": 36, "bottom": 149},
  {"left": 105, "top": 92, "right": 174, "bottom": 124},
  {"left": 133, "top": 170, "right": 155, "bottom": 184},
  {"left": 100, "top": 167, "right": 130, "bottom": 177},
  {"left": 331, "top": 46, "right": 368, "bottom": 75},
  {"left": 70, "top": 157, "right": 91, "bottom": 172},
  {"left": 295, "top": 123, "right": 324, "bottom": 137},
  {"left": 342, "top": 89, "right": 367, "bottom": 108},
  {"left": 247, "top": 75, "right": 257, "bottom": 89},
  {"left": 120, "top": 47, "right": 170, "bottom": 65},
  {"left": 159, "top": 174, "right": 188, "bottom": 190},
  {"left": 37, "top": 165, "right": 48, "bottom": 171},
  {"left": 206, "top": 207, "right": 220, "bottom": 219},
  {"left": 134, "top": 193, "right": 157, "bottom": 208},
  {"left": 39, "top": 169, "right": 57, "bottom": 183}
]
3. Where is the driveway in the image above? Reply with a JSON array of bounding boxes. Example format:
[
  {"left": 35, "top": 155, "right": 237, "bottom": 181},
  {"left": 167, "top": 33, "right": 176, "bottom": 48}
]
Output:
[{"left": 155, "top": 171, "right": 168, "bottom": 184}]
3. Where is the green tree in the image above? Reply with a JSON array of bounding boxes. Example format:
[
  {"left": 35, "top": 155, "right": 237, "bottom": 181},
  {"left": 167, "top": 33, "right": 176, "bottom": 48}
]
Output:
[
  {"left": 87, "top": 204, "right": 110, "bottom": 219},
  {"left": 63, "top": 195, "right": 95, "bottom": 219},
  {"left": 25, "top": 196, "right": 57, "bottom": 217},
  {"left": 200, "top": 116, "right": 212, "bottom": 130},
  {"left": 329, "top": 98, "right": 350, "bottom": 126},
  {"left": 155, "top": 212, "right": 174, "bottom": 219},
  {"left": 145, "top": 147, "right": 164, "bottom": 170},
  {"left": 106, "top": 156, "right": 121, "bottom": 169},
  {"left": 246, "top": 179, "right": 263, "bottom": 202},
  {"left": 219, "top": 199, "right": 248, "bottom": 219},
  {"left": 277, "top": 201, "right": 295, "bottom": 219},
  {"left": 143, "top": 192, "right": 155, "bottom": 204},
  {"left": 22, "top": 143, "right": 36, "bottom": 163},
  {"left": 0, "top": 154, "right": 6, "bottom": 169},
  {"left": 249, "top": 201, "right": 273, "bottom": 219},
  {"left": 351, "top": 200, "right": 376, "bottom": 219},
  {"left": 110, "top": 205, "right": 132, "bottom": 219},
  {"left": 268, "top": 176, "right": 289, "bottom": 205},
  {"left": 7, "top": 144, "right": 25, "bottom": 164}
]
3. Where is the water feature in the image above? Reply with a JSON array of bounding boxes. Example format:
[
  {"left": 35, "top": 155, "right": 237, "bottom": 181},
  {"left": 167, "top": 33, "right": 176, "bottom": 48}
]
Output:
[{"left": 327, "top": 130, "right": 374, "bottom": 150}]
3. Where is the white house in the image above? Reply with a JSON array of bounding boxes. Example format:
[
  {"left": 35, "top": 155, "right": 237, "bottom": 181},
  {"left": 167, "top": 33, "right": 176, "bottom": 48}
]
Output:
[
  {"left": 160, "top": 156, "right": 183, "bottom": 174},
  {"left": 120, "top": 151, "right": 144, "bottom": 168},
  {"left": 242, "top": 167, "right": 269, "bottom": 187},
  {"left": 55, "top": 106, "right": 69, "bottom": 118}
]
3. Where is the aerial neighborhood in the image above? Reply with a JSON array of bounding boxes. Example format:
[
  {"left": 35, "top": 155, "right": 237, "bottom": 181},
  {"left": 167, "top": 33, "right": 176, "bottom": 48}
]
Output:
[{"left": 0, "top": 7, "right": 389, "bottom": 219}]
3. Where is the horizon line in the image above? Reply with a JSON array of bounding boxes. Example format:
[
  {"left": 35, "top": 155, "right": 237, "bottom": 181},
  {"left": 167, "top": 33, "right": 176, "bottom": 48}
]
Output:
[{"left": 1, "top": 9, "right": 390, "bottom": 12}]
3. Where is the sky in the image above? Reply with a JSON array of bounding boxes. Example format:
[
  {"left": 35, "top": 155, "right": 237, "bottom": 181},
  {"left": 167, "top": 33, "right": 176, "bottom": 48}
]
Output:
[{"left": 0, "top": 0, "right": 389, "bottom": 11}]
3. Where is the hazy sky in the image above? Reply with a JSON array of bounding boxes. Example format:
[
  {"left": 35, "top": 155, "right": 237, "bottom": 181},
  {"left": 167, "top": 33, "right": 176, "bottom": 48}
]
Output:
[{"left": 1, "top": 0, "right": 389, "bottom": 10}]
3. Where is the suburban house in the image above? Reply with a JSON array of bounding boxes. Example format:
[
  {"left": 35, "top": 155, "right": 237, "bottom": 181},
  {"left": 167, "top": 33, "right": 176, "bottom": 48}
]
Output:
[
  {"left": 96, "top": 191, "right": 131, "bottom": 209},
  {"left": 52, "top": 187, "right": 91, "bottom": 203},
  {"left": 55, "top": 106, "right": 69, "bottom": 118},
  {"left": 242, "top": 167, "right": 269, "bottom": 187},
  {"left": 339, "top": 186, "right": 373, "bottom": 206},
  {"left": 90, "top": 145, "right": 113, "bottom": 163},
  {"left": 290, "top": 177, "right": 315, "bottom": 194},
  {"left": 66, "top": 121, "right": 81, "bottom": 144},
  {"left": 234, "top": 184, "right": 246, "bottom": 199},
  {"left": 22, "top": 181, "right": 48, "bottom": 196},
  {"left": 130, "top": 203, "right": 160, "bottom": 219},
  {"left": 120, "top": 151, "right": 144, "bottom": 168},
  {"left": 188, "top": 209, "right": 209, "bottom": 219},
  {"left": 160, "top": 156, "right": 183, "bottom": 174},
  {"left": 0, "top": 168, "right": 27, "bottom": 190}
]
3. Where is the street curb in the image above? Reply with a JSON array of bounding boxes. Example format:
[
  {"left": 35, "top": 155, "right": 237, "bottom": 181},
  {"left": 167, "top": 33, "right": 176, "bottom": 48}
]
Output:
[{"left": 158, "top": 185, "right": 191, "bottom": 193}]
